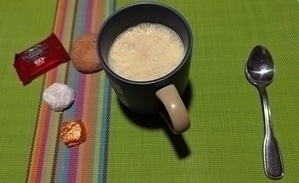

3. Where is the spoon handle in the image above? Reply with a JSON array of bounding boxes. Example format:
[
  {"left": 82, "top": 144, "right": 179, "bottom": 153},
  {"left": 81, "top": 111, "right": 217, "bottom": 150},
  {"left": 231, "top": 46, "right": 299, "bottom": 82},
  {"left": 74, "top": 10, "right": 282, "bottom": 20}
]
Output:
[{"left": 258, "top": 87, "right": 283, "bottom": 179}]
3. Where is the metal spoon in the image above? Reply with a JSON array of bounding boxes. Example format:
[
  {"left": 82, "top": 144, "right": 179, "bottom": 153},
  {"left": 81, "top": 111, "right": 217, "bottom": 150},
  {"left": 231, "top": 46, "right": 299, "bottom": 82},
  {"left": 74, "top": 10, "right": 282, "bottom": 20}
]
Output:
[{"left": 245, "top": 45, "right": 283, "bottom": 179}]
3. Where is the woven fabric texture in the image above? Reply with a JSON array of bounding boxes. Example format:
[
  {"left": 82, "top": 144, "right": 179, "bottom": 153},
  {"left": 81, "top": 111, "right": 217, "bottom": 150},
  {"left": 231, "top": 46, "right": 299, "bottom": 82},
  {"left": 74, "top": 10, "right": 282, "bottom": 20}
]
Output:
[{"left": 0, "top": 0, "right": 299, "bottom": 182}]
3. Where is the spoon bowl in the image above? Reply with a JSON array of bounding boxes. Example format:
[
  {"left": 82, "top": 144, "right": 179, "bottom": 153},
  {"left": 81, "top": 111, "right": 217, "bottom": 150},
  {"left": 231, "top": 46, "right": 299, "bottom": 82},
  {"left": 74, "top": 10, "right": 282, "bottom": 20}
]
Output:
[
  {"left": 245, "top": 45, "right": 283, "bottom": 179},
  {"left": 246, "top": 45, "right": 275, "bottom": 86}
]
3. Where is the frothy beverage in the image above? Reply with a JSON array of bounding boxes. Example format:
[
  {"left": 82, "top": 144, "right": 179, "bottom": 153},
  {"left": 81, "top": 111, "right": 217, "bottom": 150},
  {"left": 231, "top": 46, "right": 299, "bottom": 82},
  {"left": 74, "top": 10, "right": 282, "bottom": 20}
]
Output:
[{"left": 108, "top": 23, "right": 185, "bottom": 81}]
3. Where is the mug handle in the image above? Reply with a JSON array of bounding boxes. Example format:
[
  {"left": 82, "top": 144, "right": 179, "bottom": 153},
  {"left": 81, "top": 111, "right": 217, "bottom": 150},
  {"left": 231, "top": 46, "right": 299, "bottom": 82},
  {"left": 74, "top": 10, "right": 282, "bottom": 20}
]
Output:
[{"left": 155, "top": 84, "right": 190, "bottom": 134}]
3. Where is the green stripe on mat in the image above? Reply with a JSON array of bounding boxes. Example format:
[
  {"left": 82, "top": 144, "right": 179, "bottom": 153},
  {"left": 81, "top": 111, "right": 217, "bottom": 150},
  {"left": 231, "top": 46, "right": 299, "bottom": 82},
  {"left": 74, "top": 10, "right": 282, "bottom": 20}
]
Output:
[
  {"left": 107, "top": 0, "right": 299, "bottom": 182},
  {"left": 1, "top": 0, "right": 299, "bottom": 182},
  {"left": 0, "top": 1, "right": 57, "bottom": 182}
]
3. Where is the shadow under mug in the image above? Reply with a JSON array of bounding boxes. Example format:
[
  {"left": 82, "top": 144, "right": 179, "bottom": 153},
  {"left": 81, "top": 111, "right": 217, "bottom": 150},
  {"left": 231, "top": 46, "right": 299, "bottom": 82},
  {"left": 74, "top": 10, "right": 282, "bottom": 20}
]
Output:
[{"left": 97, "top": 2, "right": 193, "bottom": 134}]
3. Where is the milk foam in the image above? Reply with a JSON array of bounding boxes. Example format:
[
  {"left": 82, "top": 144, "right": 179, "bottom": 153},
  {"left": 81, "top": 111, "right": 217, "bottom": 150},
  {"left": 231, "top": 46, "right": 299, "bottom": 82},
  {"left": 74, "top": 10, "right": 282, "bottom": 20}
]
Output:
[{"left": 108, "top": 23, "right": 185, "bottom": 81}]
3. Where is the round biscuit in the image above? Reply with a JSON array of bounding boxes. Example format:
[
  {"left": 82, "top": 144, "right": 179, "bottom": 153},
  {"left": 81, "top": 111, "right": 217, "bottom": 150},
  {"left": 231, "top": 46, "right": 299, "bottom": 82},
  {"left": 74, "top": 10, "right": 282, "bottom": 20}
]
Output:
[{"left": 70, "top": 33, "right": 102, "bottom": 74}]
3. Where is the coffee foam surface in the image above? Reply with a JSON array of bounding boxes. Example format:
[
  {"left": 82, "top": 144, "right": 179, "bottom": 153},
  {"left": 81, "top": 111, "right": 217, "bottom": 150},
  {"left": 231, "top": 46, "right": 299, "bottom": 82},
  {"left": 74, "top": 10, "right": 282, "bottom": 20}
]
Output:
[{"left": 108, "top": 23, "right": 185, "bottom": 81}]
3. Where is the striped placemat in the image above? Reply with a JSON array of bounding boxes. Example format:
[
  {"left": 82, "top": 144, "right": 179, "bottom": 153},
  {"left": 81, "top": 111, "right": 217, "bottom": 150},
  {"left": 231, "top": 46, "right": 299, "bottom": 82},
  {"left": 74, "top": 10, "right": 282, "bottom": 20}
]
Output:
[
  {"left": 26, "top": 0, "right": 114, "bottom": 182},
  {"left": 2, "top": 0, "right": 297, "bottom": 182}
]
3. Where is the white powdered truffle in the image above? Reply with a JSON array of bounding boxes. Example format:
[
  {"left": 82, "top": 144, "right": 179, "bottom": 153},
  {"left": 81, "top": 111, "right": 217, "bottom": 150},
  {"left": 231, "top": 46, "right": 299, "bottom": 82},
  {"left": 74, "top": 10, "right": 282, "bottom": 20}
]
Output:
[{"left": 43, "top": 83, "right": 75, "bottom": 112}]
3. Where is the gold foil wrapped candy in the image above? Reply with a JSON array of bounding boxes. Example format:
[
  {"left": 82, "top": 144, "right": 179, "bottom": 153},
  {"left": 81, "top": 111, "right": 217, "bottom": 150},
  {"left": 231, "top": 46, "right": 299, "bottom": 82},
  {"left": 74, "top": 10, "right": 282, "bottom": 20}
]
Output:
[{"left": 60, "top": 120, "right": 86, "bottom": 147}]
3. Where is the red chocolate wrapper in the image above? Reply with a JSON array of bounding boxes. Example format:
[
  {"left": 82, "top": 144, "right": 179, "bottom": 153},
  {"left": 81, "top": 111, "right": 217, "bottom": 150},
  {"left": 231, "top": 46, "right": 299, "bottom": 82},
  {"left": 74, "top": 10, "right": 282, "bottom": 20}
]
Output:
[{"left": 13, "top": 33, "right": 70, "bottom": 85}]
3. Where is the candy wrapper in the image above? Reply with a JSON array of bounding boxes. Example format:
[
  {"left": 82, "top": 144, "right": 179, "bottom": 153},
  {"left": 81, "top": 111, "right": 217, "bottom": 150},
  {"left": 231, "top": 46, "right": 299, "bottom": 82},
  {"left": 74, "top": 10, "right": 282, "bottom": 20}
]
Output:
[
  {"left": 60, "top": 120, "right": 86, "bottom": 148},
  {"left": 13, "top": 33, "right": 70, "bottom": 85}
]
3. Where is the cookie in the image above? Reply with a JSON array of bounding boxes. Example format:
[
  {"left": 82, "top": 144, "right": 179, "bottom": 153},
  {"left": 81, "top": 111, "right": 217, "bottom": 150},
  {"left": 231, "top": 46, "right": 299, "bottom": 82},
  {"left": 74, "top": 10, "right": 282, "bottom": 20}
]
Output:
[
  {"left": 70, "top": 33, "right": 102, "bottom": 74},
  {"left": 43, "top": 83, "right": 75, "bottom": 112}
]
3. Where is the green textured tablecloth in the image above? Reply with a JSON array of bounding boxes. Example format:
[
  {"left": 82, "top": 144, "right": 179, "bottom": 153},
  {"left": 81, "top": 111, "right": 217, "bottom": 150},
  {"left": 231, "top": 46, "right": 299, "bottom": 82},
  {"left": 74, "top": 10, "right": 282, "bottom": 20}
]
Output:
[{"left": 1, "top": 0, "right": 299, "bottom": 182}]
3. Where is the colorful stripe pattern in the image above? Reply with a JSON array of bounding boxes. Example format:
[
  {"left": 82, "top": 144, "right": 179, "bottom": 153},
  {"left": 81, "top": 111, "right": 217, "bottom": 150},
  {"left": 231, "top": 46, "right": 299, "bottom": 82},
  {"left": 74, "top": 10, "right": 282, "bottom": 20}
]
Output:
[{"left": 26, "top": 0, "right": 114, "bottom": 182}]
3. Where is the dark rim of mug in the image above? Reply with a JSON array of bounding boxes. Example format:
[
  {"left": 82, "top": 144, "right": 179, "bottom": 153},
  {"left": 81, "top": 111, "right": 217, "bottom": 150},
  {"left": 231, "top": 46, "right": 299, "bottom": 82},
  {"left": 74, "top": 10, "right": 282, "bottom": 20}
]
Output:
[{"left": 97, "top": 1, "right": 193, "bottom": 86}]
